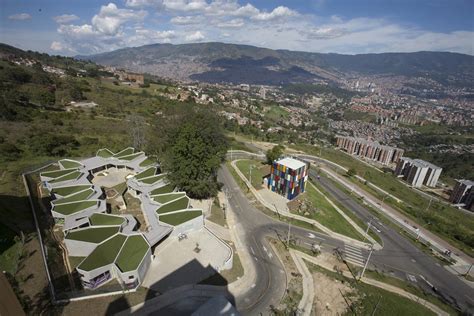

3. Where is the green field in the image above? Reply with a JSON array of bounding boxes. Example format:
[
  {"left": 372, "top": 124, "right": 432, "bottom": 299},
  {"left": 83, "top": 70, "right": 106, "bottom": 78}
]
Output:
[
  {"left": 296, "top": 182, "right": 365, "bottom": 241},
  {"left": 58, "top": 159, "right": 83, "bottom": 169},
  {"left": 89, "top": 213, "right": 125, "bottom": 226},
  {"left": 235, "top": 159, "right": 269, "bottom": 189},
  {"left": 53, "top": 200, "right": 97, "bottom": 216},
  {"left": 0, "top": 224, "right": 22, "bottom": 274},
  {"left": 41, "top": 168, "right": 78, "bottom": 179},
  {"left": 140, "top": 174, "right": 166, "bottom": 185},
  {"left": 153, "top": 192, "right": 186, "bottom": 204},
  {"left": 159, "top": 210, "right": 202, "bottom": 226},
  {"left": 65, "top": 227, "right": 120, "bottom": 243},
  {"left": 52, "top": 188, "right": 94, "bottom": 205},
  {"left": 150, "top": 184, "right": 175, "bottom": 195},
  {"left": 156, "top": 196, "right": 189, "bottom": 214},
  {"left": 49, "top": 170, "right": 82, "bottom": 183},
  {"left": 115, "top": 235, "right": 149, "bottom": 272},
  {"left": 134, "top": 167, "right": 157, "bottom": 180},
  {"left": 52, "top": 185, "right": 92, "bottom": 197},
  {"left": 78, "top": 234, "right": 127, "bottom": 271}
]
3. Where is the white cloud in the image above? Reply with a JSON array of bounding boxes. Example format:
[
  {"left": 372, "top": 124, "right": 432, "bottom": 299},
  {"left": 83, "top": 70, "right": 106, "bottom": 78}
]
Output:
[
  {"left": 252, "top": 6, "right": 298, "bottom": 21},
  {"left": 163, "top": 0, "right": 207, "bottom": 12},
  {"left": 50, "top": 41, "right": 65, "bottom": 51},
  {"left": 125, "top": 0, "right": 162, "bottom": 7},
  {"left": 8, "top": 13, "right": 31, "bottom": 21},
  {"left": 53, "top": 14, "right": 79, "bottom": 24},
  {"left": 91, "top": 3, "right": 147, "bottom": 35},
  {"left": 217, "top": 18, "right": 244, "bottom": 29},
  {"left": 170, "top": 15, "right": 202, "bottom": 25},
  {"left": 185, "top": 30, "right": 205, "bottom": 42},
  {"left": 129, "top": 28, "right": 176, "bottom": 45},
  {"left": 304, "top": 27, "right": 348, "bottom": 39}
]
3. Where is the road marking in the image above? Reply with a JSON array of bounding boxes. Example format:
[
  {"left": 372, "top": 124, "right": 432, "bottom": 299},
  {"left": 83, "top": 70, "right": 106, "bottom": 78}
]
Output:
[
  {"left": 254, "top": 256, "right": 258, "bottom": 261},
  {"left": 308, "top": 233, "right": 316, "bottom": 239},
  {"left": 268, "top": 252, "right": 273, "bottom": 259},
  {"left": 263, "top": 246, "right": 267, "bottom": 252},
  {"left": 344, "top": 244, "right": 365, "bottom": 267},
  {"left": 280, "top": 269, "right": 285, "bottom": 274},
  {"left": 250, "top": 247, "right": 255, "bottom": 255},
  {"left": 407, "top": 274, "right": 417, "bottom": 283},
  {"left": 251, "top": 283, "right": 256, "bottom": 288}
]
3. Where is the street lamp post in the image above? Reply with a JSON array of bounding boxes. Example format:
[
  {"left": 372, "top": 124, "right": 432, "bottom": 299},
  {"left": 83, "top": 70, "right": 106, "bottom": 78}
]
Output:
[
  {"left": 359, "top": 245, "right": 374, "bottom": 281},
  {"left": 287, "top": 219, "right": 292, "bottom": 248}
]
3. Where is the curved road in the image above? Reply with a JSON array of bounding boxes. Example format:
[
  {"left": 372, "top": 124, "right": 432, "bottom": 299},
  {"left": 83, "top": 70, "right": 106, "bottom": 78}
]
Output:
[{"left": 220, "top": 153, "right": 474, "bottom": 314}]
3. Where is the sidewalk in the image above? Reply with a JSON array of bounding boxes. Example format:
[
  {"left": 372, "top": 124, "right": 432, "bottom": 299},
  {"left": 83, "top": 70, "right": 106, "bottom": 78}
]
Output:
[
  {"left": 289, "top": 250, "right": 314, "bottom": 316},
  {"left": 230, "top": 160, "right": 377, "bottom": 250},
  {"left": 204, "top": 219, "right": 231, "bottom": 241},
  {"left": 295, "top": 250, "right": 449, "bottom": 316}
]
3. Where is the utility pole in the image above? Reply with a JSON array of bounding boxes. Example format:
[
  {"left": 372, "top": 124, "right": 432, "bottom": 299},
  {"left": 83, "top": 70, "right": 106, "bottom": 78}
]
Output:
[
  {"left": 465, "top": 264, "right": 473, "bottom": 277},
  {"left": 273, "top": 203, "right": 280, "bottom": 219},
  {"left": 363, "top": 219, "right": 372, "bottom": 243},
  {"left": 359, "top": 245, "right": 374, "bottom": 281},
  {"left": 287, "top": 219, "right": 292, "bottom": 248},
  {"left": 371, "top": 296, "right": 382, "bottom": 316},
  {"left": 424, "top": 198, "right": 432, "bottom": 212}
]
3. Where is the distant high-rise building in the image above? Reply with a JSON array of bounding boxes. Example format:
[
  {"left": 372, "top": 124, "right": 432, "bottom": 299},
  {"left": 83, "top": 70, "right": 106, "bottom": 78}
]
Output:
[
  {"left": 336, "top": 136, "right": 404, "bottom": 166},
  {"left": 395, "top": 157, "right": 442, "bottom": 188},
  {"left": 259, "top": 86, "right": 266, "bottom": 100},
  {"left": 450, "top": 180, "right": 474, "bottom": 211}
]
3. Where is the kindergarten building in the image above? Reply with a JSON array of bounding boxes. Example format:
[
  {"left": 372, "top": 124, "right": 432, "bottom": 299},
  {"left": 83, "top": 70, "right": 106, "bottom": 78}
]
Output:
[
  {"left": 266, "top": 157, "right": 309, "bottom": 200},
  {"left": 39, "top": 147, "right": 230, "bottom": 290}
]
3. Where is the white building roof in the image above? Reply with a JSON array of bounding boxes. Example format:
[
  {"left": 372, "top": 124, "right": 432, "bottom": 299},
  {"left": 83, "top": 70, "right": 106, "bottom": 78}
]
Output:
[{"left": 276, "top": 157, "right": 306, "bottom": 170}]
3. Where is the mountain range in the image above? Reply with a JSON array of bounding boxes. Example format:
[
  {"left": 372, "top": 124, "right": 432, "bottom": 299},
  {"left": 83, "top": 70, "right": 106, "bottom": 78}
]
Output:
[{"left": 47, "top": 42, "right": 474, "bottom": 87}]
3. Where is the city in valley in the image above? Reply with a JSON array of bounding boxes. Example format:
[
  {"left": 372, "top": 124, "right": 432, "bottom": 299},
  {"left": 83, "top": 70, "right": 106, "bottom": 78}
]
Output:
[{"left": 0, "top": 1, "right": 473, "bottom": 315}]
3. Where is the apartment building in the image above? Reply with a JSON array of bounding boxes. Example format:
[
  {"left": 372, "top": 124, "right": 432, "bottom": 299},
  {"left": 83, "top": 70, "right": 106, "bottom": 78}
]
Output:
[
  {"left": 450, "top": 180, "right": 474, "bottom": 211},
  {"left": 336, "top": 136, "right": 404, "bottom": 165},
  {"left": 395, "top": 157, "right": 442, "bottom": 188}
]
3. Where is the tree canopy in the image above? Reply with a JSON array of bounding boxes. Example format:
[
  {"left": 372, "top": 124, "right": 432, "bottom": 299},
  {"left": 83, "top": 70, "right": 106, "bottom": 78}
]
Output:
[
  {"left": 266, "top": 144, "right": 284, "bottom": 164},
  {"left": 149, "top": 106, "right": 229, "bottom": 199}
]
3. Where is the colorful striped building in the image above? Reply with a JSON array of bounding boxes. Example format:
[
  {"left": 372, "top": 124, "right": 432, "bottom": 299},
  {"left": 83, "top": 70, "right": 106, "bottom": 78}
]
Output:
[{"left": 267, "top": 157, "right": 309, "bottom": 200}]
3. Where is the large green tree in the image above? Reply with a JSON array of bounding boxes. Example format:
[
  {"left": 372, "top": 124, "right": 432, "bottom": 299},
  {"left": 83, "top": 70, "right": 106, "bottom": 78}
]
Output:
[
  {"left": 150, "top": 106, "right": 229, "bottom": 199},
  {"left": 266, "top": 144, "right": 285, "bottom": 164}
]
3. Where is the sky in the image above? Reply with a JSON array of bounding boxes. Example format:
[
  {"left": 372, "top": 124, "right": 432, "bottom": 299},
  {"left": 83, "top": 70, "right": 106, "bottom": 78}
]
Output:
[{"left": 0, "top": 0, "right": 473, "bottom": 56}]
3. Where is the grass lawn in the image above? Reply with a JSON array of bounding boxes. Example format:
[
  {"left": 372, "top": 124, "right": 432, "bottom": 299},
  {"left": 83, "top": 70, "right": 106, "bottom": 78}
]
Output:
[
  {"left": 134, "top": 167, "right": 157, "bottom": 180},
  {"left": 113, "top": 147, "right": 134, "bottom": 158},
  {"left": 78, "top": 234, "right": 127, "bottom": 271},
  {"left": 293, "top": 182, "right": 364, "bottom": 241},
  {"left": 311, "top": 177, "right": 382, "bottom": 244},
  {"left": 306, "top": 262, "right": 436, "bottom": 316},
  {"left": 235, "top": 159, "right": 269, "bottom": 189},
  {"left": 156, "top": 196, "right": 189, "bottom": 214},
  {"left": 41, "top": 168, "right": 78, "bottom": 179},
  {"left": 140, "top": 174, "right": 166, "bottom": 185},
  {"left": 207, "top": 199, "right": 227, "bottom": 227},
  {"left": 89, "top": 213, "right": 125, "bottom": 226},
  {"left": 139, "top": 158, "right": 154, "bottom": 167},
  {"left": 59, "top": 159, "right": 83, "bottom": 169},
  {"left": 52, "top": 185, "right": 92, "bottom": 197},
  {"left": 152, "top": 192, "right": 186, "bottom": 204},
  {"left": 293, "top": 144, "right": 474, "bottom": 257},
  {"left": 119, "top": 152, "right": 144, "bottom": 161},
  {"left": 150, "top": 184, "right": 175, "bottom": 195},
  {"left": 65, "top": 226, "right": 120, "bottom": 243},
  {"left": 159, "top": 210, "right": 202, "bottom": 226},
  {"left": 53, "top": 200, "right": 97, "bottom": 216},
  {"left": 53, "top": 188, "right": 94, "bottom": 205},
  {"left": 49, "top": 170, "right": 82, "bottom": 183},
  {"left": 97, "top": 148, "right": 114, "bottom": 158},
  {"left": 115, "top": 235, "right": 149, "bottom": 272}
]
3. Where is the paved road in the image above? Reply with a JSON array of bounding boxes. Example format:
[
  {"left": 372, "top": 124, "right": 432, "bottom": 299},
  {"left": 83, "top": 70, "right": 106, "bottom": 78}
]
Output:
[
  {"left": 218, "top": 166, "right": 347, "bottom": 314},
  {"left": 308, "top": 169, "right": 474, "bottom": 313},
  {"left": 223, "top": 151, "right": 474, "bottom": 314}
]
